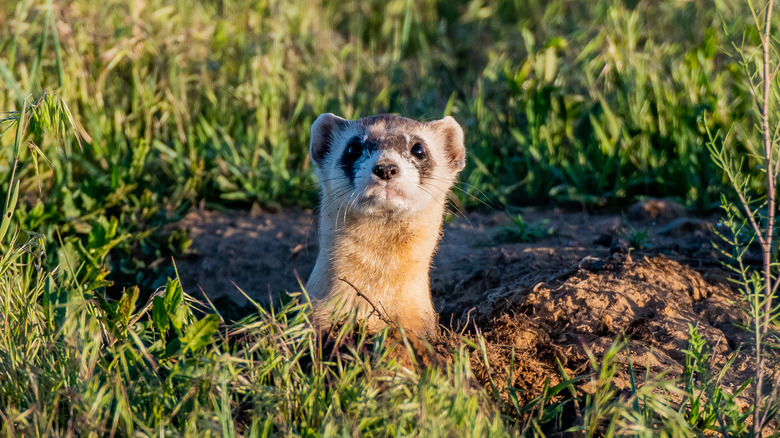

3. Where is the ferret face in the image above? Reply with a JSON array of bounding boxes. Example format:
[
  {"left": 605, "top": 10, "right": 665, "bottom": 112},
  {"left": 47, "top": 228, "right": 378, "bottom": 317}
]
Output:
[{"left": 309, "top": 114, "right": 466, "bottom": 219}]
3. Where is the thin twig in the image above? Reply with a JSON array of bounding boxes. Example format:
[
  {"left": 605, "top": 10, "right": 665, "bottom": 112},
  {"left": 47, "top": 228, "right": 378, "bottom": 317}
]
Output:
[
  {"left": 460, "top": 307, "right": 476, "bottom": 337},
  {"left": 338, "top": 277, "right": 393, "bottom": 325}
]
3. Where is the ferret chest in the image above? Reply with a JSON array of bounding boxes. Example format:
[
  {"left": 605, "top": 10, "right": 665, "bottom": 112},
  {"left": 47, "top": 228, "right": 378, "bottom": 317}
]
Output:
[{"left": 334, "top": 221, "right": 428, "bottom": 273}]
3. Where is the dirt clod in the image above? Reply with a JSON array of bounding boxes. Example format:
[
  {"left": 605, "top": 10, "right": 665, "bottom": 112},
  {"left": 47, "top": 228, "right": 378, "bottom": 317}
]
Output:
[{"left": 627, "top": 198, "right": 686, "bottom": 223}]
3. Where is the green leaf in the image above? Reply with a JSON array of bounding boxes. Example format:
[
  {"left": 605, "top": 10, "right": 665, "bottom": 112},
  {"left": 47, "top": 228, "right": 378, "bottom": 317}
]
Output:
[
  {"left": 152, "top": 296, "right": 170, "bottom": 335},
  {"left": 164, "top": 277, "right": 182, "bottom": 310},
  {"left": 0, "top": 180, "right": 19, "bottom": 243},
  {"left": 181, "top": 315, "right": 218, "bottom": 354},
  {"left": 60, "top": 187, "right": 81, "bottom": 219},
  {"left": 172, "top": 303, "right": 189, "bottom": 335},
  {"left": 56, "top": 240, "right": 81, "bottom": 280},
  {"left": 0, "top": 58, "right": 25, "bottom": 105},
  {"left": 543, "top": 46, "right": 558, "bottom": 83},
  {"left": 165, "top": 337, "right": 182, "bottom": 357},
  {"left": 94, "top": 292, "right": 119, "bottom": 335},
  {"left": 702, "top": 28, "right": 717, "bottom": 59},
  {"left": 117, "top": 286, "right": 139, "bottom": 333}
]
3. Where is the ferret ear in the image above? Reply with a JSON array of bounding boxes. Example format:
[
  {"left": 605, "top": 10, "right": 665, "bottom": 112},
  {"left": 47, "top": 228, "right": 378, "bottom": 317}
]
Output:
[
  {"left": 310, "top": 113, "right": 348, "bottom": 165},
  {"left": 429, "top": 116, "right": 466, "bottom": 172}
]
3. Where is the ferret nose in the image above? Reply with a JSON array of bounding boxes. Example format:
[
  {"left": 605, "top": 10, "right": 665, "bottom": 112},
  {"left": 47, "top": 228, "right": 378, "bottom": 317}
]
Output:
[{"left": 373, "top": 163, "right": 399, "bottom": 180}]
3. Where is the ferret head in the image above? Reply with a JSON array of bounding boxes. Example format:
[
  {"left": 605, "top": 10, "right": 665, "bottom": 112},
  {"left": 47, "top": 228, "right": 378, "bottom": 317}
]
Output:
[{"left": 309, "top": 113, "right": 466, "bottom": 219}]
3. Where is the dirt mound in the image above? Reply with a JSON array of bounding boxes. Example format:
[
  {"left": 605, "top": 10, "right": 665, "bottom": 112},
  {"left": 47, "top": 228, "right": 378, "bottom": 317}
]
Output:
[
  {"left": 464, "top": 253, "right": 754, "bottom": 412},
  {"left": 627, "top": 198, "right": 686, "bottom": 223}
]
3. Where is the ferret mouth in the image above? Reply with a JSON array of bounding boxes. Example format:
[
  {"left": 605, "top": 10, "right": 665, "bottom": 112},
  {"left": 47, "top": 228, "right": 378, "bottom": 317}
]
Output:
[
  {"left": 367, "top": 186, "right": 406, "bottom": 200},
  {"left": 358, "top": 183, "right": 409, "bottom": 209}
]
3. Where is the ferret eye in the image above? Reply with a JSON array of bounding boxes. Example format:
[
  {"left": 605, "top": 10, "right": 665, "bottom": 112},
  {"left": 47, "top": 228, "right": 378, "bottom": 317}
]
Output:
[
  {"left": 345, "top": 140, "right": 363, "bottom": 159},
  {"left": 411, "top": 143, "right": 425, "bottom": 158}
]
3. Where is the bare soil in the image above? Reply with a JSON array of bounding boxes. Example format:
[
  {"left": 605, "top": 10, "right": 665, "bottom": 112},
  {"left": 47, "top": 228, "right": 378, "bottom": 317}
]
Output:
[{"left": 171, "top": 199, "right": 766, "bottom": 421}]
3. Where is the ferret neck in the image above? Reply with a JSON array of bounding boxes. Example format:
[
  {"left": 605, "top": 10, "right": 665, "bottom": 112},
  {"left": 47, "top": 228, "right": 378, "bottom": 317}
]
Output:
[{"left": 320, "top": 205, "right": 444, "bottom": 279}]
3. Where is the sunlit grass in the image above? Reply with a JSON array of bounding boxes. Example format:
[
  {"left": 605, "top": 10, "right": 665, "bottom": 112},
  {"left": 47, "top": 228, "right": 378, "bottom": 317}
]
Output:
[
  {"left": 0, "top": 0, "right": 776, "bottom": 435},
  {"left": 0, "top": 0, "right": 763, "bottom": 293}
]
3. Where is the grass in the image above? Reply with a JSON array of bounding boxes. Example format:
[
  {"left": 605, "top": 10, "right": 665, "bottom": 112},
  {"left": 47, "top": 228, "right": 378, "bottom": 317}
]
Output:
[
  {"left": 0, "top": 239, "right": 512, "bottom": 435},
  {"left": 0, "top": 0, "right": 767, "bottom": 213},
  {"left": 1, "top": 0, "right": 778, "bottom": 436},
  {"left": 0, "top": 221, "right": 756, "bottom": 435},
  {"left": 0, "top": 0, "right": 765, "bottom": 293}
]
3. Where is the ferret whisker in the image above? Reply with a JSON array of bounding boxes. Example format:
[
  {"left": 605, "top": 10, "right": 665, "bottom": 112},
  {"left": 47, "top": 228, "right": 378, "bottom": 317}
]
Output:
[
  {"left": 417, "top": 185, "right": 437, "bottom": 203},
  {"left": 348, "top": 187, "right": 367, "bottom": 211},
  {"left": 420, "top": 184, "right": 471, "bottom": 225},
  {"left": 342, "top": 190, "right": 356, "bottom": 226},
  {"left": 337, "top": 189, "right": 359, "bottom": 228},
  {"left": 319, "top": 188, "right": 353, "bottom": 213},
  {"left": 312, "top": 176, "right": 350, "bottom": 186},
  {"left": 320, "top": 189, "right": 355, "bottom": 227},
  {"left": 427, "top": 178, "right": 496, "bottom": 210},
  {"left": 451, "top": 182, "right": 498, "bottom": 210},
  {"left": 336, "top": 198, "right": 348, "bottom": 229},
  {"left": 304, "top": 175, "right": 354, "bottom": 192},
  {"left": 342, "top": 193, "right": 356, "bottom": 225},
  {"left": 448, "top": 203, "right": 474, "bottom": 230}
]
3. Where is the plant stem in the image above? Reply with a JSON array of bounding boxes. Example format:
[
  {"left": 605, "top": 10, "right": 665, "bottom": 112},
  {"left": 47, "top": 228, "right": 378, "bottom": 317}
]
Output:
[{"left": 756, "top": 1, "right": 776, "bottom": 435}]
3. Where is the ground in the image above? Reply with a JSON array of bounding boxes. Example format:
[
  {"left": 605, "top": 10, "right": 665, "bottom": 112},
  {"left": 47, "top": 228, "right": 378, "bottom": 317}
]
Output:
[{"left": 171, "top": 199, "right": 759, "bottom": 415}]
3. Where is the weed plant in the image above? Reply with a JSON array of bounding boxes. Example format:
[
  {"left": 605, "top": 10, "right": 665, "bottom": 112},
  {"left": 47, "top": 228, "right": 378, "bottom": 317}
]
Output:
[{"left": 708, "top": 0, "right": 780, "bottom": 436}]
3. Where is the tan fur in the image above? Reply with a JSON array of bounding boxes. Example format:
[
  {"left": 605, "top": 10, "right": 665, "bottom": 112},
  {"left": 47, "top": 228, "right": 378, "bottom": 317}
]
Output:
[{"left": 306, "top": 113, "right": 465, "bottom": 339}]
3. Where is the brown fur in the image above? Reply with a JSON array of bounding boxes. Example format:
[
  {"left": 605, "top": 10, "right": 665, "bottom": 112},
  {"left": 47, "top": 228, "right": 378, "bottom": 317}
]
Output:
[{"left": 306, "top": 113, "right": 466, "bottom": 339}]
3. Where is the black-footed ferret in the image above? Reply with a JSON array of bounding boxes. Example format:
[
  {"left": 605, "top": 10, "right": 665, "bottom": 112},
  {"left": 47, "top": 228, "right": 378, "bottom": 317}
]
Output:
[{"left": 306, "top": 113, "right": 466, "bottom": 338}]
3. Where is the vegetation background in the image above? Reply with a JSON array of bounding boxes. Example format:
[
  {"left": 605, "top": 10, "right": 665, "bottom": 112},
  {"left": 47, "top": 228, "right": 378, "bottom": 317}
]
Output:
[{"left": 0, "top": 0, "right": 776, "bottom": 435}]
